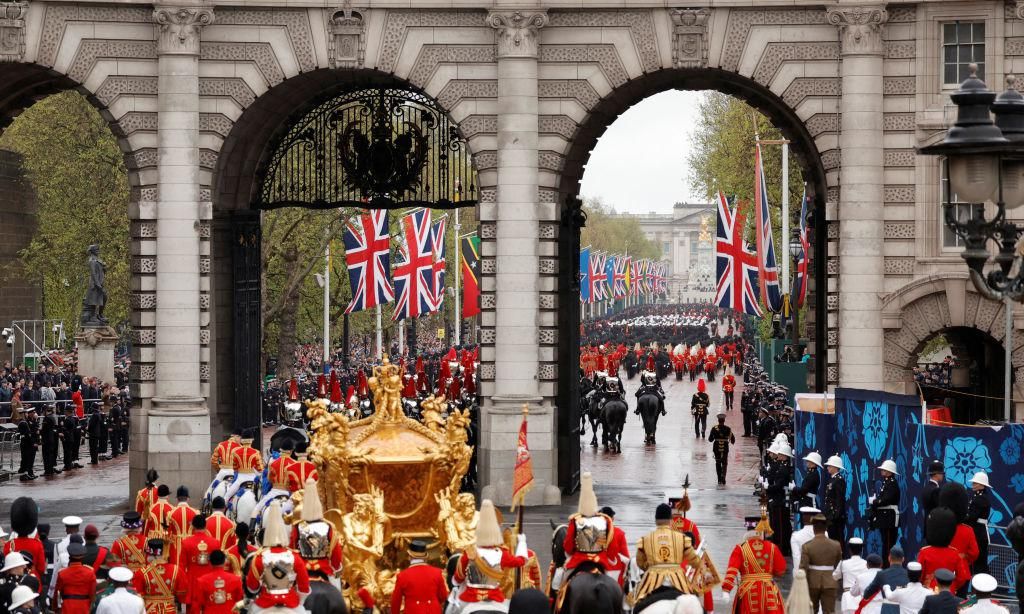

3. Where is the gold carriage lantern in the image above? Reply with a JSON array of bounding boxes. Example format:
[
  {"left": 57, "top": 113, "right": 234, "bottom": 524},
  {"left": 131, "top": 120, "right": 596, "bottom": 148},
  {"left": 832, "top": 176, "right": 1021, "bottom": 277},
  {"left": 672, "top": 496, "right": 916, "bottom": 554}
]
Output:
[{"left": 305, "top": 356, "right": 475, "bottom": 605}]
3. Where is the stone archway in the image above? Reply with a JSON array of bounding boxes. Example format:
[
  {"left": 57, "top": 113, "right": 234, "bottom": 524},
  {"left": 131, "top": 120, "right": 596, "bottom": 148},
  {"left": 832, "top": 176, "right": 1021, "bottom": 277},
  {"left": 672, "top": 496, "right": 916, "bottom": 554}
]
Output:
[{"left": 882, "top": 274, "right": 1024, "bottom": 416}]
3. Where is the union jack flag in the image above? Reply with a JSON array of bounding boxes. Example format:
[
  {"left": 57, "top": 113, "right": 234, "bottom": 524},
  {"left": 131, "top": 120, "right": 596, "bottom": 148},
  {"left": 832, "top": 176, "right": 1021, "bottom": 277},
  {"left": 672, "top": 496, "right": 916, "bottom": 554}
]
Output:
[
  {"left": 429, "top": 215, "right": 447, "bottom": 312},
  {"left": 590, "top": 252, "right": 608, "bottom": 301},
  {"left": 630, "top": 259, "right": 643, "bottom": 296},
  {"left": 652, "top": 261, "right": 666, "bottom": 294},
  {"left": 392, "top": 209, "right": 436, "bottom": 321},
  {"left": 793, "top": 189, "right": 810, "bottom": 309},
  {"left": 715, "top": 191, "right": 762, "bottom": 316},
  {"left": 754, "top": 143, "right": 784, "bottom": 313},
  {"left": 343, "top": 209, "right": 394, "bottom": 314},
  {"left": 612, "top": 255, "right": 627, "bottom": 298}
]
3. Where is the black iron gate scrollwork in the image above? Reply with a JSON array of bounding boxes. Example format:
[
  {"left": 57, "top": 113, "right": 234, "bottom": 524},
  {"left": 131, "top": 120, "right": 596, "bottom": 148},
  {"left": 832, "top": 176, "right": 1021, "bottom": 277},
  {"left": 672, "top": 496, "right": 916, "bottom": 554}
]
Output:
[{"left": 255, "top": 88, "right": 478, "bottom": 211}]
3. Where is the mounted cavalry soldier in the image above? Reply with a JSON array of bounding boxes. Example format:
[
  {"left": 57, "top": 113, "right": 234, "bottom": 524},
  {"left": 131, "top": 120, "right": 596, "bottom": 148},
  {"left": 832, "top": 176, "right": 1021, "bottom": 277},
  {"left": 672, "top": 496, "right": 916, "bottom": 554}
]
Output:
[
  {"left": 635, "top": 370, "right": 665, "bottom": 416},
  {"left": 206, "top": 430, "right": 241, "bottom": 512},
  {"left": 244, "top": 501, "right": 310, "bottom": 614},
  {"left": 562, "top": 472, "right": 622, "bottom": 576},
  {"left": 289, "top": 480, "right": 342, "bottom": 585},
  {"left": 449, "top": 499, "right": 527, "bottom": 611},
  {"left": 223, "top": 429, "right": 264, "bottom": 508}
]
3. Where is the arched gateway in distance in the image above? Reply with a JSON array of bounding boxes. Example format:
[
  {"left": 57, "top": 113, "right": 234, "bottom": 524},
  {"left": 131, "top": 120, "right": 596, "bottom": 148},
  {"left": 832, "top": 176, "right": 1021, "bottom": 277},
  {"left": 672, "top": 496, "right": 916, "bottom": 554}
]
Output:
[{"left": 0, "top": 0, "right": 1018, "bottom": 502}]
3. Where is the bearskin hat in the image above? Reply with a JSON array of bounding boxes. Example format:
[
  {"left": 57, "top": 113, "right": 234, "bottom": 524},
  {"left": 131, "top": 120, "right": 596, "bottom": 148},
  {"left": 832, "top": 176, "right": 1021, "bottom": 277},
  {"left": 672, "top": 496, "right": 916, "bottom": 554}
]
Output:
[
  {"left": 9, "top": 497, "right": 38, "bottom": 537},
  {"left": 926, "top": 506, "right": 957, "bottom": 547},
  {"left": 938, "top": 482, "right": 969, "bottom": 523}
]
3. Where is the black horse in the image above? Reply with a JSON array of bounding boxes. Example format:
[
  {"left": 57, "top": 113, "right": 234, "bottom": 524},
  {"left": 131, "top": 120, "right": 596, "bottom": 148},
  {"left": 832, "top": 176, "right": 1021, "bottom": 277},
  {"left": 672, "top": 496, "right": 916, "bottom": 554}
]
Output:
[
  {"left": 601, "top": 396, "right": 627, "bottom": 454},
  {"left": 579, "top": 376, "right": 595, "bottom": 437},
  {"left": 586, "top": 393, "right": 605, "bottom": 448},
  {"left": 558, "top": 564, "right": 623, "bottom": 614},
  {"left": 636, "top": 390, "right": 662, "bottom": 445}
]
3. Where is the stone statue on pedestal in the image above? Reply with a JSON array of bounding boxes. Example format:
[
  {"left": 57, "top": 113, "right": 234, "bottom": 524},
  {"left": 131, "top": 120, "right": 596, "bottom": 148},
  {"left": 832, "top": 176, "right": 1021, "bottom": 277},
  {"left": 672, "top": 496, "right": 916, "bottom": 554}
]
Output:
[{"left": 80, "top": 244, "right": 108, "bottom": 327}]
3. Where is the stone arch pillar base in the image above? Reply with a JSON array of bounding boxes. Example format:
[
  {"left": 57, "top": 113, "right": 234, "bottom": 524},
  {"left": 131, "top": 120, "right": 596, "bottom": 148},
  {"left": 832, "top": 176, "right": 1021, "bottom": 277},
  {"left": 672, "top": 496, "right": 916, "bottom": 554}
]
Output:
[
  {"left": 479, "top": 396, "right": 562, "bottom": 507},
  {"left": 130, "top": 396, "right": 211, "bottom": 502}
]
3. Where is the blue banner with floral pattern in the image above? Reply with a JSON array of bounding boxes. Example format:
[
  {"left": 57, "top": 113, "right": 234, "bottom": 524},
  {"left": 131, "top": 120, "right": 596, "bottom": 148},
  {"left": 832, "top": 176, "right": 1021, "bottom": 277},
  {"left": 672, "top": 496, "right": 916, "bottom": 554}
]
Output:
[{"left": 795, "top": 388, "right": 1024, "bottom": 592}]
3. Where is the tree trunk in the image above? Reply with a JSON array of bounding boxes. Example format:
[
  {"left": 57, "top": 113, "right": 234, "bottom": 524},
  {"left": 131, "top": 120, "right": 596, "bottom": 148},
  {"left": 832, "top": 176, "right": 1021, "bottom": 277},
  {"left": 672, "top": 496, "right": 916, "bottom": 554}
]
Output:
[{"left": 275, "top": 247, "right": 301, "bottom": 381}]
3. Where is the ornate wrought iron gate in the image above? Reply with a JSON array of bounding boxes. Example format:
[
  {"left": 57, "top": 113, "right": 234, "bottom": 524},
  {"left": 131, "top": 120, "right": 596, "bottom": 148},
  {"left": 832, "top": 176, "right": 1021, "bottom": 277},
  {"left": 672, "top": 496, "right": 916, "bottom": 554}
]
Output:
[
  {"left": 557, "top": 195, "right": 586, "bottom": 494},
  {"left": 231, "top": 211, "right": 262, "bottom": 446}
]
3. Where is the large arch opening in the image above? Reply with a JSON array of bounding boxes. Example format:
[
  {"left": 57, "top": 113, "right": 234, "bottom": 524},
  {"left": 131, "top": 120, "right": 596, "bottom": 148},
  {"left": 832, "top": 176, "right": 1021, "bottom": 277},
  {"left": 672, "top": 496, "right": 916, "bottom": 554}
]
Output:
[
  {"left": 211, "top": 68, "right": 481, "bottom": 443},
  {"left": 911, "top": 327, "right": 1006, "bottom": 423},
  {"left": 553, "top": 69, "right": 830, "bottom": 488}
]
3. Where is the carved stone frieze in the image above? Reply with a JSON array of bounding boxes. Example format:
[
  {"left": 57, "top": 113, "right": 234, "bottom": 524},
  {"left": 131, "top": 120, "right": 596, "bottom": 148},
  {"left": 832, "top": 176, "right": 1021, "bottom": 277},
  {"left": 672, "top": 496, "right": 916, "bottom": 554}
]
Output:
[
  {"left": 753, "top": 42, "right": 839, "bottom": 87},
  {"left": 377, "top": 11, "right": 483, "bottom": 73},
  {"left": 826, "top": 5, "right": 888, "bottom": 56},
  {"left": 0, "top": 2, "right": 28, "bottom": 62},
  {"left": 883, "top": 257, "right": 914, "bottom": 275},
  {"left": 548, "top": 10, "right": 660, "bottom": 72},
  {"left": 329, "top": 7, "right": 365, "bottom": 69},
  {"left": 782, "top": 77, "right": 840, "bottom": 107},
  {"left": 669, "top": 8, "right": 710, "bottom": 69},
  {"left": 153, "top": 6, "right": 214, "bottom": 55},
  {"left": 201, "top": 42, "right": 284, "bottom": 86},
  {"left": 487, "top": 10, "right": 548, "bottom": 59},
  {"left": 437, "top": 80, "right": 497, "bottom": 110},
  {"left": 720, "top": 9, "right": 829, "bottom": 72},
  {"left": 539, "top": 45, "right": 628, "bottom": 87},
  {"left": 538, "top": 79, "right": 600, "bottom": 110}
]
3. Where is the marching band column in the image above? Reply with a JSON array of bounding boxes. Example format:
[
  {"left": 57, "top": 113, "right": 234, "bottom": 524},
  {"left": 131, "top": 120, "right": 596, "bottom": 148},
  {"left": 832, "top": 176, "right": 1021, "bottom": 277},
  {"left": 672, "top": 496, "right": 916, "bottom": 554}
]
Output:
[
  {"left": 827, "top": 5, "right": 888, "bottom": 389},
  {"left": 145, "top": 5, "right": 214, "bottom": 498},
  {"left": 482, "top": 9, "right": 559, "bottom": 506}
]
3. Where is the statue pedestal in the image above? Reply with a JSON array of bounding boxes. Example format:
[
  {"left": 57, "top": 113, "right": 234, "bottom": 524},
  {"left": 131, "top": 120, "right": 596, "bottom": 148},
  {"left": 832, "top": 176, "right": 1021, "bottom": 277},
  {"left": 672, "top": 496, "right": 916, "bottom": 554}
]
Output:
[
  {"left": 131, "top": 396, "right": 211, "bottom": 499},
  {"left": 74, "top": 326, "right": 119, "bottom": 384},
  {"left": 479, "top": 395, "right": 562, "bottom": 507}
]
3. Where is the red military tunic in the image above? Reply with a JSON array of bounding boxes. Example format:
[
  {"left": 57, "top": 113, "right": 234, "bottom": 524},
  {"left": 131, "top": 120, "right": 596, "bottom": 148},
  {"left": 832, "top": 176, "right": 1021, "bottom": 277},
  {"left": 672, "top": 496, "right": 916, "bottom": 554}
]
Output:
[
  {"left": 179, "top": 531, "right": 221, "bottom": 610},
  {"left": 391, "top": 561, "right": 448, "bottom": 614},
  {"left": 285, "top": 459, "right": 319, "bottom": 493},
  {"left": 721, "top": 538, "right": 786, "bottom": 614},
  {"left": 205, "top": 513, "right": 237, "bottom": 552},
  {"left": 194, "top": 568, "right": 244, "bottom": 614},
  {"left": 211, "top": 439, "right": 240, "bottom": 469},
  {"left": 452, "top": 547, "right": 525, "bottom": 603},
  {"left": 266, "top": 456, "right": 295, "bottom": 491},
  {"left": 4, "top": 535, "right": 46, "bottom": 579},
  {"left": 952, "top": 524, "right": 980, "bottom": 568},
  {"left": 918, "top": 545, "right": 971, "bottom": 593},
  {"left": 563, "top": 513, "right": 622, "bottom": 572},
  {"left": 604, "top": 527, "right": 631, "bottom": 587},
  {"left": 225, "top": 544, "right": 254, "bottom": 576},
  {"left": 133, "top": 561, "right": 184, "bottom": 614},
  {"left": 55, "top": 561, "right": 97, "bottom": 614},
  {"left": 244, "top": 547, "right": 310, "bottom": 609},
  {"left": 165, "top": 503, "right": 199, "bottom": 565},
  {"left": 229, "top": 445, "right": 264, "bottom": 473},
  {"left": 722, "top": 375, "right": 737, "bottom": 393},
  {"left": 145, "top": 499, "right": 174, "bottom": 538},
  {"left": 289, "top": 523, "right": 343, "bottom": 578},
  {"left": 110, "top": 533, "right": 148, "bottom": 572},
  {"left": 136, "top": 486, "right": 158, "bottom": 519}
]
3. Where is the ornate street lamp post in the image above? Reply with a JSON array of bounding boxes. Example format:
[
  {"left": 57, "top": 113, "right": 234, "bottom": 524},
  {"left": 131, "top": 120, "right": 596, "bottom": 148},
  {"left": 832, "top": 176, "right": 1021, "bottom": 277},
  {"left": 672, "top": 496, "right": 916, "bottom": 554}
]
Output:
[{"left": 918, "top": 64, "right": 1024, "bottom": 422}]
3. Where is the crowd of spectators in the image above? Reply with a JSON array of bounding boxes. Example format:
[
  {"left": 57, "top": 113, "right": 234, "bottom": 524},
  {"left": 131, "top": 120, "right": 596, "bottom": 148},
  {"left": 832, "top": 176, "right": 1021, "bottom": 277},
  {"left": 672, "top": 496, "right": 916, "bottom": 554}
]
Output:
[{"left": 913, "top": 356, "right": 957, "bottom": 389}]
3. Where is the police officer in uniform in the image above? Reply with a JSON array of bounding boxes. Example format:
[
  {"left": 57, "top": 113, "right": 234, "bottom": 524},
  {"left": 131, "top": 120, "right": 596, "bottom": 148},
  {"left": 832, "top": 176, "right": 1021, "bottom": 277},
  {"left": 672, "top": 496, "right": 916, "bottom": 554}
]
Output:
[
  {"left": 823, "top": 455, "right": 847, "bottom": 546},
  {"left": 922, "top": 460, "right": 944, "bottom": 520},
  {"left": 869, "top": 459, "right": 901, "bottom": 567},
  {"left": 40, "top": 405, "right": 62, "bottom": 476},
  {"left": 17, "top": 407, "right": 39, "bottom": 481},
  {"left": 708, "top": 412, "right": 735, "bottom": 485}
]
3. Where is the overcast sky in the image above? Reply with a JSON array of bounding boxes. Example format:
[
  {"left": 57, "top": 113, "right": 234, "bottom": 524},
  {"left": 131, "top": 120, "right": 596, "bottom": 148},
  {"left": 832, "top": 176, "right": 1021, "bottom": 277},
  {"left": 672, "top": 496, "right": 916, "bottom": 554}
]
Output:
[{"left": 580, "top": 90, "right": 706, "bottom": 215}]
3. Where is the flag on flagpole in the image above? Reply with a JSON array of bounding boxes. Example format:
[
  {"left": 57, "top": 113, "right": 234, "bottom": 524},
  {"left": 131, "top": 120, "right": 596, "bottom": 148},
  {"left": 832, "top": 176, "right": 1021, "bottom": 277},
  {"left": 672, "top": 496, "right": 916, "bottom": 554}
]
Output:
[
  {"left": 580, "top": 246, "right": 592, "bottom": 303},
  {"left": 793, "top": 189, "right": 811, "bottom": 309},
  {"left": 461, "top": 234, "right": 481, "bottom": 318},
  {"left": 612, "top": 255, "right": 627, "bottom": 298},
  {"left": 591, "top": 252, "right": 608, "bottom": 302},
  {"left": 511, "top": 406, "right": 535, "bottom": 510},
  {"left": 621, "top": 255, "right": 632, "bottom": 297},
  {"left": 343, "top": 209, "right": 394, "bottom": 314},
  {"left": 604, "top": 254, "right": 617, "bottom": 301},
  {"left": 754, "top": 143, "right": 784, "bottom": 313},
  {"left": 429, "top": 215, "right": 447, "bottom": 312},
  {"left": 715, "top": 191, "right": 762, "bottom": 316},
  {"left": 392, "top": 209, "right": 436, "bottom": 321}
]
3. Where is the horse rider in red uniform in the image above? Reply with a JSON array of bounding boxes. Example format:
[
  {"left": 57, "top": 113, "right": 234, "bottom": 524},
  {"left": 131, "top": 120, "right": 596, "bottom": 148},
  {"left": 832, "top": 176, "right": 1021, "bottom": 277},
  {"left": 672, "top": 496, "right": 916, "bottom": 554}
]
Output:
[
  {"left": 286, "top": 446, "right": 318, "bottom": 493},
  {"left": 562, "top": 472, "right": 623, "bottom": 575},
  {"left": 391, "top": 540, "right": 448, "bottom": 614},
  {"left": 451, "top": 499, "right": 528, "bottom": 607},
  {"left": 720, "top": 514, "right": 787, "bottom": 614},
  {"left": 289, "top": 480, "right": 343, "bottom": 583}
]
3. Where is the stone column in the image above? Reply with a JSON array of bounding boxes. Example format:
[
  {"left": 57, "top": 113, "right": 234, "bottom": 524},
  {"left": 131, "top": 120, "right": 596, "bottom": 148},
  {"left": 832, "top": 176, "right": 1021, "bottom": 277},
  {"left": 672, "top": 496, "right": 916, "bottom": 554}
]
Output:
[
  {"left": 144, "top": 5, "right": 214, "bottom": 498},
  {"left": 827, "top": 5, "right": 887, "bottom": 389},
  {"left": 480, "top": 9, "right": 559, "bottom": 506}
]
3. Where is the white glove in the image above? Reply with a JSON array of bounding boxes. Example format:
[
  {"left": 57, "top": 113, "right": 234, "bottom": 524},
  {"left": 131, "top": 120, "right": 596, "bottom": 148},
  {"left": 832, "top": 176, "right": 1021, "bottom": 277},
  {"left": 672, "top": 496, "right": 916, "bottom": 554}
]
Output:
[
  {"left": 868, "top": 496, "right": 876, "bottom": 504},
  {"left": 788, "top": 482, "right": 796, "bottom": 490},
  {"left": 515, "top": 533, "right": 529, "bottom": 558},
  {"left": 720, "top": 590, "right": 731, "bottom": 603}
]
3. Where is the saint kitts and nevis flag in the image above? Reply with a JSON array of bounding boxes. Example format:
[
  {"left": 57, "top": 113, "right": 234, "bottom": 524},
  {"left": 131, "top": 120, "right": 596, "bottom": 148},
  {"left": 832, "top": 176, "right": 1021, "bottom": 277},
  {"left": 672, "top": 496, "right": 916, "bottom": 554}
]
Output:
[{"left": 461, "top": 234, "right": 481, "bottom": 318}]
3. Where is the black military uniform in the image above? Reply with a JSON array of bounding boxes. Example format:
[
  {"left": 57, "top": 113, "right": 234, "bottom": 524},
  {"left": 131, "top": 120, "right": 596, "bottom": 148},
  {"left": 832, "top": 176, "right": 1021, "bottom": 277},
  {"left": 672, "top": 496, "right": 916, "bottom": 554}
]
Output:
[
  {"left": 791, "top": 461, "right": 821, "bottom": 510},
  {"left": 708, "top": 414, "right": 735, "bottom": 485},
  {"left": 823, "top": 463, "right": 847, "bottom": 545},
  {"left": 869, "top": 462, "right": 900, "bottom": 567},
  {"left": 87, "top": 408, "right": 107, "bottom": 464},
  {"left": 690, "top": 388, "right": 710, "bottom": 438},
  {"left": 921, "top": 460, "right": 944, "bottom": 521},
  {"left": 39, "top": 407, "right": 61, "bottom": 476},
  {"left": 766, "top": 453, "right": 794, "bottom": 554},
  {"left": 61, "top": 408, "right": 82, "bottom": 469},
  {"left": 17, "top": 409, "right": 39, "bottom": 481},
  {"left": 757, "top": 408, "right": 776, "bottom": 456},
  {"left": 966, "top": 480, "right": 991, "bottom": 574},
  {"left": 108, "top": 398, "right": 125, "bottom": 458}
]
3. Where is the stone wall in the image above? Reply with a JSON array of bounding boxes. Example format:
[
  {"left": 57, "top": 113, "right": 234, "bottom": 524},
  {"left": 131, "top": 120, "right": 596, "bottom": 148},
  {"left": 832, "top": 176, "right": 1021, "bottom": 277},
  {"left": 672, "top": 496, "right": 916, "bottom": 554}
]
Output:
[{"left": 0, "top": 149, "right": 41, "bottom": 332}]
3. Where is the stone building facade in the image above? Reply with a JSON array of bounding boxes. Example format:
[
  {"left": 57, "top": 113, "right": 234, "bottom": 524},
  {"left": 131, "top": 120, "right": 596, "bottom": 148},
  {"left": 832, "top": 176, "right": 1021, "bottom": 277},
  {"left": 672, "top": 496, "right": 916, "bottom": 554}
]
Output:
[
  {"left": 0, "top": 149, "right": 41, "bottom": 333},
  {"left": 619, "top": 203, "right": 716, "bottom": 303},
  {"left": 1, "top": 0, "right": 1022, "bottom": 500}
]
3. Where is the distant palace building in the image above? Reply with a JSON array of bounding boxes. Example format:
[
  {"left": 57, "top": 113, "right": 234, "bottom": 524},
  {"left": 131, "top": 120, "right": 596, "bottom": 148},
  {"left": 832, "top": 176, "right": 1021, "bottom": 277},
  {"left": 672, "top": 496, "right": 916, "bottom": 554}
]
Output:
[{"left": 612, "top": 202, "right": 716, "bottom": 304}]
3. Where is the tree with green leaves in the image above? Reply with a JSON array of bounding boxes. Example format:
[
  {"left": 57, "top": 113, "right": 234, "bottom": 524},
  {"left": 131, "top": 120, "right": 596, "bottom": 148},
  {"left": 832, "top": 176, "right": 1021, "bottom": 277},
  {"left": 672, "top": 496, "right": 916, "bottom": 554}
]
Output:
[
  {"left": 0, "top": 92, "right": 130, "bottom": 334},
  {"left": 580, "top": 197, "right": 662, "bottom": 259}
]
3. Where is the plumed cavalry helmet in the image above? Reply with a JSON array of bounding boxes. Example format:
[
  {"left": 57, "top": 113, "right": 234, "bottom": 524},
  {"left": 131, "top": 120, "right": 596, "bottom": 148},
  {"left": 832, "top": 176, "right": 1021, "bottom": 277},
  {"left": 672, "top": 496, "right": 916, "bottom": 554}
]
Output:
[
  {"left": 475, "top": 499, "right": 503, "bottom": 548},
  {"left": 926, "top": 507, "right": 957, "bottom": 547},
  {"left": 578, "top": 472, "right": 599, "bottom": 517},
  {"left": 262, "top": 500, "right": 289, "bottom": 548},
  {"left": 301, "top": 479, "right": 323, "bottom": 522}
]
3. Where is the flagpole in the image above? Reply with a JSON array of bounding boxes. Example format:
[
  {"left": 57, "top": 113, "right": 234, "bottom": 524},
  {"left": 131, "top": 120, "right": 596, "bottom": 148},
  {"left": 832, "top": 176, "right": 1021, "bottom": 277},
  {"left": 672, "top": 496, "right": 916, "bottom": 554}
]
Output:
[
  {"left": 454, "top": 208, "right": 462, "bottom": 346},
  {"left": 781, "top": 141, "right": 790, "bottom": 294},
  {"left": 513, "top": 404, "right": 529, "bottom": 591},
  {"left": 323, "top": 240, "right": 331, "bottom": 372},
  {"left": 399, "top": 319, "right": 405, "bottom": 355},
  {"left": 375, "top": 305, "right": 383, "bottom": 358}
]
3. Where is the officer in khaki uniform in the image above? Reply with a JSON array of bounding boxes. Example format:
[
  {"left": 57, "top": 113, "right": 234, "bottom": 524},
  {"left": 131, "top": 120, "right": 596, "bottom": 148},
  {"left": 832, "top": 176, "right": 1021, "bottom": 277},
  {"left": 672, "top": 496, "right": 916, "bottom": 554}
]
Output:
[{"left": 800, "top": 514, "right": 843, "bottom": 614}]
